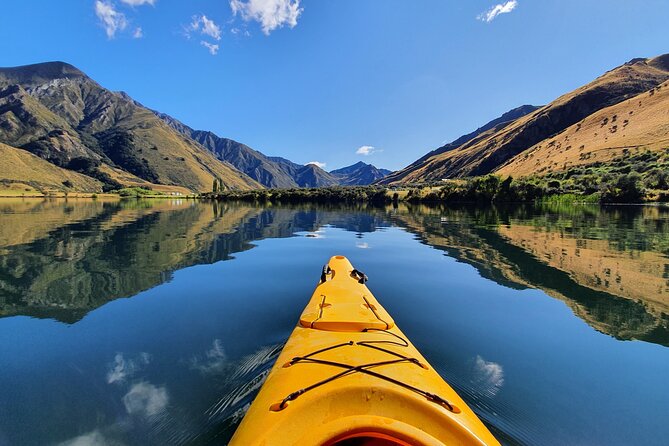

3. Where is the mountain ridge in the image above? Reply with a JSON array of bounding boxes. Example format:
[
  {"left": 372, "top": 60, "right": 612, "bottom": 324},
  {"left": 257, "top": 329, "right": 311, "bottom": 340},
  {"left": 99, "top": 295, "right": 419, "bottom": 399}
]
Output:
[
  {"left": 383, "top": 54, "right": 669, "bottom": 184},
  {"left": 154, "top": 110, "right": 391, "bottom": 187},
  {"left": 0, "top": 61, "right": 261, "bottom": 192},
  {"left": 379, "top": 104, "right": 540, "bottom": 184}
]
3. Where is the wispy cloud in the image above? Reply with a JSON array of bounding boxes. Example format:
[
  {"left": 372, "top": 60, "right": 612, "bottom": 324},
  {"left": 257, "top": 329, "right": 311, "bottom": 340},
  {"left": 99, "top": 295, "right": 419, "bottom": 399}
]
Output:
[
  {"left": 188, "top": 14, "right": 222, "bottom": 40},
  {"left": 307, "top": 161, "right": 326, "bottom": 169},
  {"left": 185, "top": 14, "right": 222, "bottom": 55},
  {"left": 230, "top": 0, "right": 303, "bottom": 35},
  {"left": 123, "top": 382, "right": 169, "bottom": 418},
  {"left": 356, "top": 145, "right": 381, "bottom": 156},
  {"left": 121, "top": 0, "right": 156, "bottom": 6},
  {"left": 477, "top": 1, "right": 518, "bottom": 23},
  {"left": 95, "top": 1, "right": 128, "bottom": 39},
  {"left": 133, "top": 27, "right": 143, "bottom": 38},
  {"left": 201, "top": 41, "right": 220, "bottom": 55}
]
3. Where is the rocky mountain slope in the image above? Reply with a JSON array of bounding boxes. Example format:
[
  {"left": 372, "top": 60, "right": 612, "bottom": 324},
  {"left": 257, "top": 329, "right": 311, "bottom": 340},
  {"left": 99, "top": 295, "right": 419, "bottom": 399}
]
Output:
[
  {"left": 155, "top": 112, "right": 298, "bottom": 188},
  {"left": 0, "top": 142, "right": 103, "bottom": 193},
  {"left": 498, "top": 77, "right": 669, "bottom": 177},
  {"left": 379, "top": 105, "right": 539, "bottom": 184},
  {"left": 0, "top": 62, "right": 260, "bottom": 192},
  {"left": 382, "top": 54, "right": 669, "bottom": 184},
  {"left": 331, "top": 161, "right": 392, "bottom": 186},
  {"left": 157, "top": 112, "right": 391, "bottom": 188}
]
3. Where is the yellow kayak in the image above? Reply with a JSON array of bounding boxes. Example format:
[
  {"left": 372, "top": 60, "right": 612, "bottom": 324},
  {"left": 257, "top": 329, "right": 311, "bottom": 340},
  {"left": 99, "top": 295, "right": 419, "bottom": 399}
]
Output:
[{"left": 229, "top": 255, "right": 500, "bottom": 446}]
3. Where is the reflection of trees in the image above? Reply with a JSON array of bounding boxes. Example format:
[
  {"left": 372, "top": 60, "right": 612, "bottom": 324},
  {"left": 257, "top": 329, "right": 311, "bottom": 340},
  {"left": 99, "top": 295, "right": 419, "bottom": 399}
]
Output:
[
  {"left": 1, "top": 200, "right": 667, "bottom": 347},
  {"left": 0, "top": 201, "right": 264, "bottom": 322},
  {"left": 390, "top": 204, "right": 669, "bottom": 346}
]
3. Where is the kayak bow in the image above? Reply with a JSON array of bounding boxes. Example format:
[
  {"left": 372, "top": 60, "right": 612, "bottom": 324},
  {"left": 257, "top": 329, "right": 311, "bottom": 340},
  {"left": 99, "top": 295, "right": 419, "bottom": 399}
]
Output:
[{"left": 229, "top": 255, "right": 500, "bottom": 446}]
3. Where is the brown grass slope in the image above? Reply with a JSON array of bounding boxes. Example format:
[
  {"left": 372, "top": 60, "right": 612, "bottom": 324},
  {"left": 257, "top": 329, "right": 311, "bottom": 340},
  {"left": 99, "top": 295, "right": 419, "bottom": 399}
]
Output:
[
  {"left": 155, "top": 111, "right": 299, "bottom": 188},
  {"left": 380, "top": 105, "right": 539, "bottom": 184},
  {"left": 388, "top": 54, "right": 669, "bottom": 184},
  {"left": 0, "top": 62, "right": 260, "bottom": 192},
  {"left": 498, "top": 78, "right": 669, "bottom": 176},
  {"left": 0, "top": 142, "right": 102, "bottom": 192}
]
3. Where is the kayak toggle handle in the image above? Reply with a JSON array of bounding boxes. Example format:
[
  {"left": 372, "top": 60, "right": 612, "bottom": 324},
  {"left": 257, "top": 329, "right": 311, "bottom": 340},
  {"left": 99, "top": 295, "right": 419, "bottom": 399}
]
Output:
[
  {"left": 351, "top": 269, "right": 368, "bottom": 284},
  {"left": 270, "top": 390, "right": 305, "bottom": 412},
  {"left": 426, "top": 393, "right": 460, "bottom": 414},
  {"left": 320, "top": 265, "right": 332, "bottom": 283}
]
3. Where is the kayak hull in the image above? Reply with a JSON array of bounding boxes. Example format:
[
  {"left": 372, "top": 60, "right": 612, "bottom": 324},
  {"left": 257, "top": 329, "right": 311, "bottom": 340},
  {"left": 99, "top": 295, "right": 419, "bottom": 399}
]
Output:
[{"left": 229, "top": 256, "right": 500, "bottom": 446}]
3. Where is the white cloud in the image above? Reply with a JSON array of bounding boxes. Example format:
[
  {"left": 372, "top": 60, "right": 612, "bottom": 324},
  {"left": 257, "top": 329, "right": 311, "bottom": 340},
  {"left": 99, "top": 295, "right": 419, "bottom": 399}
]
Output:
[
  {"left": 201, "top": 41, "right": 220, "bottom": 55},
  {"left": 121, "top": 0, "right": 156, "bottom": 5},
  {"left": 477, "top": 1, "right": 518, "bottom": 23},
  {"left": 356, "top": 145, "right": 381, "bottom": 156},
  {"left": 95, "top": 1, "right": 128, "bottom": 39},
  {"left": 473, "top": 355, "right": 505, "bottom": 396},
  {"left": 188, "top": 14, "right": 222, "bottom": 40},
  {"left": 123, "top": 382, "right": 169, "bottom": 417},
  {"left": 230, "top": 0, "right": 303, "bottom": 35},
  {"left": 307, "top": 161, "right": 326, "bottom": 169},
  {"left": 57, "top": 430, "right": 125, "bottom": 446},
  {"left": 133, "top": 27, "right": 143, "bottom": 38}
]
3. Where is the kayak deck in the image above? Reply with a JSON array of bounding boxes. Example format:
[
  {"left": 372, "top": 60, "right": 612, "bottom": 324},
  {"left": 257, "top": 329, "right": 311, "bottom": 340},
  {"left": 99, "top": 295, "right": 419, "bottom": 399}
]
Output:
[{"left": 229, "top": 256, "right": 500, "bottom": 446}]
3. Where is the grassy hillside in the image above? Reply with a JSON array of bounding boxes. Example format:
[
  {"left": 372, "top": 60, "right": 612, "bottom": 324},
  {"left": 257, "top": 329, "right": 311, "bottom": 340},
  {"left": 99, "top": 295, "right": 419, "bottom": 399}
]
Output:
[
  {"left": 0, "top": 62, "right": 260, "bottom": 192},
  {"left": 498, "top": 79, "right": 669, "bottom": 177},
  {"left": 385, "top": 55, "right": 669, "bottom": 184},
  {"left": 380, "top": 105, "right": 539, "bottom": 185},
  {"left": 155, "top": 111, "right": 299, "bottom": 188},
  {"left": 0, "top": 143, "right": 102, "bottom": 193}
]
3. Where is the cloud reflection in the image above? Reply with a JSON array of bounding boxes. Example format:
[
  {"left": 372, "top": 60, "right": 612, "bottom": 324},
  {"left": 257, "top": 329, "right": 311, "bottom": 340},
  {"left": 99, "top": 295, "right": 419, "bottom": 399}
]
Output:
[
  {"left": 107, "top": 353, "right": 151, "bottom": 384},
  {"left": 190, "top": 339, "right": 228, "bottom": 374},
  {"left": 57, "top": 429, "right": 125, "bottom": 446},
  {"left": 122, "top": 382, "right": 169, "bottom": 418},
  {"left": 473, "top": 355, "right": 505, "bottom": 397}
]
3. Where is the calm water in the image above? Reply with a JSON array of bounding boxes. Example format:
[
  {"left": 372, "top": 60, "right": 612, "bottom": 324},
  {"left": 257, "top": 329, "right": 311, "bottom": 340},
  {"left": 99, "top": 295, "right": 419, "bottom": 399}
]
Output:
[{"left": 0, "top": 199, "right": 668, "bottom": 445}]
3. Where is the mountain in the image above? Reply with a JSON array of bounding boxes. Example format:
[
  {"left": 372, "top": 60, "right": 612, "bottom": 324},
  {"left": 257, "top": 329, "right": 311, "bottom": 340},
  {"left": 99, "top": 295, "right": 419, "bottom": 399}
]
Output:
[
  {"left": 498, "top": 76, "right": 669, "bottom": 177},
  {"left": 382, "top": 54, "right": 669, "bottom": 184},
  {"left": 0, "top": 142, "right": 103, "bottom": 193},
  {"left": 379, "top": 105, "right": 539, "bottom": 184},
  {"left": 265, "top": 157, "right": 336, "bottom": 187},
  {"left": 0, "top": 62, "right": 260, "bottom": 192},
  {"left": 268, "top": 156, "right": 303, "bottom": 180},
  {"left": 293, "top": 163, "right": 340, "bottom": 187},
  {"left": 156, "top": 113, "right": 391, "bottom": 188},
  {"left": 330, "top": 161, "right": 392, "bottom": 185},
  {"left": 155, "top": 112, "right": 298, "bottom": 188}
]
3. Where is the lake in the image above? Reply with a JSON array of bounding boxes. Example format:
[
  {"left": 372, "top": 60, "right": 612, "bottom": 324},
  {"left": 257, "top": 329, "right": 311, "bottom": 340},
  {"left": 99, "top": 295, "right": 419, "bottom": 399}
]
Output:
[{"left": 0, "top": 198, "right": 668, "bottom": 445}]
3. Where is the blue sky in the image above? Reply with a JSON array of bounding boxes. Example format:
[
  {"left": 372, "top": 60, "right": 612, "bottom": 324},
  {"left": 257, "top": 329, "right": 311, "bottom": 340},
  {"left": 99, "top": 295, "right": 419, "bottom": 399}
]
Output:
[{"left": 2, "top": 0, "right": 668, "bottom": 170}]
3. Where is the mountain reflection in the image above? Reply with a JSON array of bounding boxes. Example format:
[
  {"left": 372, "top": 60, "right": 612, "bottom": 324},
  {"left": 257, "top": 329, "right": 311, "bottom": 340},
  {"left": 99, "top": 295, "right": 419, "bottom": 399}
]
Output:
[{"left": 0, "top": 199, "right": 667, "bottom": 347}]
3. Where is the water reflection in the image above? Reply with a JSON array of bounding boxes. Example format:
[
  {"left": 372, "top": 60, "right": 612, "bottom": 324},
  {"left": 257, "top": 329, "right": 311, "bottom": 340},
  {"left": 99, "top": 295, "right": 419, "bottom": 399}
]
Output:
[
  {"left": 392, "top": 204, "right": 669, "bottom": 346},
  {"left": 1, "top": 199, "right": 669, "bottom": 445},
  {"left": 0, "top": 199, "right": 668, "bottom": 347}
]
